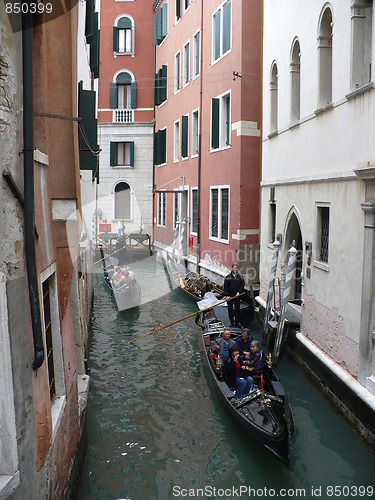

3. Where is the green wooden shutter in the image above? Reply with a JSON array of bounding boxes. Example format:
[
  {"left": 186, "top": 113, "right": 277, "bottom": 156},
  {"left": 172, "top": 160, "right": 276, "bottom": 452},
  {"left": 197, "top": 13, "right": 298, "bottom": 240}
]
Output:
[
  {"left": 131, "top": 81, "right": 137, "bottom": 109},
  {"left": 110, "top": 83, "right": 117, "bottom": 109},
  {"left": 156, "top": 8, "right": 163, "bottom": 44},
  {"left": 85, "top": 0, "right": 94, "bottom": 44},
  {"left": 90, "top": 13, "right": 99, "bottom": 76},
  {"left": 176, "top": 0, "right": 181, "bottom": 20},
  {"left": 110, "top": 142, "right": 116, "bottom": 166},
  {"left": 113, "top": 27, "right": 118, "bottom": 52},
  {"left": 160, "top": 65, "right": 167, "bottom": 103},
  {"left": 181, "top": 115, "right": 188, "bottom": 158},
  {"left": 154, "top": 72, "right": 159, "bottom": 106},
  {"left": 211, "top": 98, "right": 219, "bottom": 149},
  {"left": 162, "top": 3, "right": 168, "bottom": 38},
  {"left": 154, "top": 131, "right": 158, "bottom": 165},
  {"left": 157, "top": 129, "right": 166, "bottom": 164},
  {"left": 78, "top": 81, "right": 98, "bottom": 172},
  {"left": 153, "top": 12, "right": 158, "bottom": 46},
  {"left": 130, "top": 142, "right": 134, "bottom": 167}
]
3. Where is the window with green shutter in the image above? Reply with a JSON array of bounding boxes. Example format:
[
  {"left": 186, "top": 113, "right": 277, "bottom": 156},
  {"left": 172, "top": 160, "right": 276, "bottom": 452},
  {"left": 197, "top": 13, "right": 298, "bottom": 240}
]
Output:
[
  {"left": 211, "top": 98, "right": 219, "bottom": 149},
  {"left": 176, "top": 0, "right": 181, "bottom": 21},
  {"left": 181, "top": 115, "right": 188, "bottom": 158},
  {"left": 114, "top": 16, "right": 133, "bottom": 53},
  {"left": 222, "top": 0, "right": 231, "bottom": 54},
  {"left": 162, "top": 3, "right": 168, "bottom": 38},
  {"left": 110, "top": 142, "right": 135, "bottom": 167},
  {"left": 78, "top": 81, "right": 99, "bottom": 178},
  {"left": 160, "top": 65, "right": 167, "bottom": 103},
  {"left": 155, "top": 129, "right": 167, "bottom": 165},
  {"left": 85, "top": 0, "right": 94, "bottom": 44},
  {"left": 89, "top": 12, "right": 100, "bottom": 78}
]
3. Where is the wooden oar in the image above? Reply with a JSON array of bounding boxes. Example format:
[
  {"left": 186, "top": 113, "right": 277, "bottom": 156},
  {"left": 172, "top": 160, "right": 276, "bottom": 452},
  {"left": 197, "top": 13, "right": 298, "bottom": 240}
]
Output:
[{"left": 128, "top": 292, "right": 246, "bottom": 344}]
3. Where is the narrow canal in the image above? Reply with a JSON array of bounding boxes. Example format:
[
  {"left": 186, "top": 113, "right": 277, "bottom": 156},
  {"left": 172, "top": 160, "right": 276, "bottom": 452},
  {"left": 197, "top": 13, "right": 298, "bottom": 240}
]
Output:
[{"left": 77, "top": 257, "right": 375, "bottom": 499}]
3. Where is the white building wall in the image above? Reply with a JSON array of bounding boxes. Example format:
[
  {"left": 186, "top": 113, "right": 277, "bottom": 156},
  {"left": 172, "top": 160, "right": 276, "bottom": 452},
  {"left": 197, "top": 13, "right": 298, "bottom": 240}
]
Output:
[
  {"left": 98, "top": 122, "right": 154, "bottom": 236},
  {"left": 261, "top": 0, "right": 375, "bottom": 382}
]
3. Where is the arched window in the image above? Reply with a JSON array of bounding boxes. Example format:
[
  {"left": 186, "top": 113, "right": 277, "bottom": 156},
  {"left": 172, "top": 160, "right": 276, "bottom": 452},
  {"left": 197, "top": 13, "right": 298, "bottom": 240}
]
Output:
[
  {"left": 270, "top": 62, "right": 278, "bottom": 134},
  {"left": 318, "top": 6, "right": 333, "bottom": 107},
  {"left": 115, "top": 182, "right": 131, "bottom": 220},
  {"left": 113, "top": 16, "right": 134, "bottom": 54},
  {"left": 290, "top": 39, "right": 301, "bottom": 122},
  {"left": 110, "top": 71, "right": 137, "bottom": 121}
]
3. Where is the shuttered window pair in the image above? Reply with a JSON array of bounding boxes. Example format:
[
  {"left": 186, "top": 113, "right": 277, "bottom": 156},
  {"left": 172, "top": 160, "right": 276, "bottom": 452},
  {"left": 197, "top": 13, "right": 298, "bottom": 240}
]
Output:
[
  {"left": 110, "top": 142, "right": 134, "bottom": 167},
  {"left": 154, "top": 3, "right": 168, "bottom": 46},
  {"left": 155, "top": 65, "right": 168, "bottom": 106},
  {"left": 210, "top": 187, "right": 229, "bottom": 241},
  {"left": 154, "top": 129, "right": 167, "bottom": 166},
  {"left": 113, "top": 17, "right": 134, "bottom": 53},
  {"left": 211, "top": 93, "right": 231, "bottom": 150},
  {"left": 110, "top": 72, "right": 137, "bottom": 110}
]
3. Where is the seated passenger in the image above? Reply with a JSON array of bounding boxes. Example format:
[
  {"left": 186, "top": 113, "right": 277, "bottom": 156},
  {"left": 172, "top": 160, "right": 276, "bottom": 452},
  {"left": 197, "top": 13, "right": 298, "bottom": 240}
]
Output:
[
  {"left": 236, "top": 328, "right": 254, "bottom": 356},
  {"left": 211, "top": 329, "right": 236, "bottom": 363},
  {"left": 245, "top": 340, "right": 267, "bottom": 378},
  {"left": 225, "top": 346, "right": 253, "bottom": 400}
]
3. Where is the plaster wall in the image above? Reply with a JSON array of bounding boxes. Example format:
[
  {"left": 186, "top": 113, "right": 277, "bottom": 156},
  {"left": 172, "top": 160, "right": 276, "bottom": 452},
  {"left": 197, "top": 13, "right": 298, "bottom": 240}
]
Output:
[{"left": 263, "top": 0, "right": 375, "bottom": 181}]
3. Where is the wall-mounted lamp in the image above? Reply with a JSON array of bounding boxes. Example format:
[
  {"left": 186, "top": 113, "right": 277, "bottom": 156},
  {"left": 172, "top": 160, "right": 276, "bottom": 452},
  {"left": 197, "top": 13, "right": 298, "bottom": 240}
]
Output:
[{"left": 97, "top": 208, "right": 103, "bottom": 221}]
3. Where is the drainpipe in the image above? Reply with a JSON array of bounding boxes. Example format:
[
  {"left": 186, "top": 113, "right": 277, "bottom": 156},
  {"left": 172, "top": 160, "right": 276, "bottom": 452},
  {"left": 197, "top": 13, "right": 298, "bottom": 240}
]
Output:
[
  {"left": 22, "top": 11, "right": 44, "bottom": 370},
  {"left": 196, "top": 0, "right": 204, "bottom": 273}
]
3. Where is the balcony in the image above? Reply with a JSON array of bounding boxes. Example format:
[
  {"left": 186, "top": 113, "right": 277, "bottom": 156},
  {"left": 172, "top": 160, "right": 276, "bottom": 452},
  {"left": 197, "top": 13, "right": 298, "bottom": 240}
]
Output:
[{"left": 113, "top": 109, "right": 134, "bottom": 123}]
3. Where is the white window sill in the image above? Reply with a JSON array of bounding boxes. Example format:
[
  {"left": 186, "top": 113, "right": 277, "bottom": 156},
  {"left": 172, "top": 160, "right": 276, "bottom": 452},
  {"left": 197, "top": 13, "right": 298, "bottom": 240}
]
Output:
[
  {"left": 174, "top": 89, "right": 181, "bottom": 95},
  {"left": 113, "top": 51, "right": 135, "bottom": 58},
  {"left": 191, "top": 153, "right": 199, "bottom": 158},
  {"left": 157, "top": 100, "right": 167, "bottom": 109},
  {"left": 192, "top": 73, "right": 200, "bottom": 81},
  {"left": 211, "top": 48, "right": 232, "bottom": 67},
  {"left": 183, "top": 81, "right": 190, "bottom": 88},
  {"left": 112, "top": 166, "right": 134, "bottom": 169},
  {"left": 210, "top": 144, "right": 231, "bottom": 153},
  {"left": 157, "top": 224, "right": 166, "bottom": 228},
  {"left": 173, "top": 158, "right": 180, "bottom": 163},
  {"left": 190, "top": 231, "right": 197, "bottom": 237},
  {"left": 312, "top": 260, "right": 329, "bottom": 272},
  {"left": 209, "top": 236, "right": 229, "bottom": 245},
  {"left": 181, "top": 156, "right": 189, "bottom": 161},
  {"left": 346, "top": 82, "right": 374, "bottom": 100}
]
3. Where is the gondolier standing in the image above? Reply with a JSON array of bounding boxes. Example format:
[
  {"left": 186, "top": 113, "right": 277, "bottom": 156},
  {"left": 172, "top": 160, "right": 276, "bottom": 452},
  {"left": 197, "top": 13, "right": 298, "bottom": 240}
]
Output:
[{"left": 224, "top": 263, "right": 245, "bottom": 327}]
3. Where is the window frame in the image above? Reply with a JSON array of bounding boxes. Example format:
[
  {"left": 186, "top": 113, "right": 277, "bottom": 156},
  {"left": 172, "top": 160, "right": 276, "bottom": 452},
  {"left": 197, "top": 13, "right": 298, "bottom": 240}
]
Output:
[
  {"left": 174, "top": 119, "right": 180, "bottom": 162},
  {"left": 173, "top": 191, "right": 179, "bottom": 229},
  {"left": 209, "top": 185, "right": 230, "bottom": 243},
  {"left": 114, "top": 180, "right": 132, "bottom": 220},
  {"left": 183, "top": 40, "right": 190, "bottom": 87},
  {"left": 191, "top": 107, "right": 199, "bottom": 157},
  {"left": 210, "top": 90, "right": 231, "bottom": 151},
  {"left": 113, "top": 15, "right": 135, "bottom": 55},
  {"left": 193, "top": 29, "right": 201, "bottom": 79},
  {"left": 212, "top": 0, "right": 232, "bottom": 64},
  {"left": 313, "top": 202, "right": 330, "bottom": 271},
  {"left": 191, "top": 187, "right": 198, "bottom": 236},
  {"left": 157, "top": 191, "right": 167, "bottom": 227},
  {"left": 175, "top": 50, "right": 181, "bottom": 93}
]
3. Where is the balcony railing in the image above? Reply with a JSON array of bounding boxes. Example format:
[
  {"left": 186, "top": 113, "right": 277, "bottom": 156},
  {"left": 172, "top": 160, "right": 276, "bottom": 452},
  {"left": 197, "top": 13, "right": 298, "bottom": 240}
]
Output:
[{"left": 113, "top": 109, "right": 134, "bottom": 123}]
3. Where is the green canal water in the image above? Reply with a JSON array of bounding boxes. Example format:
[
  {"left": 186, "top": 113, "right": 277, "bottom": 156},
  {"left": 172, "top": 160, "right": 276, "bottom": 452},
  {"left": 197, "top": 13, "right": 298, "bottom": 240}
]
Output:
[{"left": 76, "top": 257, "right": 375, "bottom": 500}]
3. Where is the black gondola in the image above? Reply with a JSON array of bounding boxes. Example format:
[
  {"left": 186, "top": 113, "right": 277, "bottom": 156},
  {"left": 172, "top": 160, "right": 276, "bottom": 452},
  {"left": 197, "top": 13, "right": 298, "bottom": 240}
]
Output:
[{"left": 196, "top": 305, "right": 294, "bottom": 465}]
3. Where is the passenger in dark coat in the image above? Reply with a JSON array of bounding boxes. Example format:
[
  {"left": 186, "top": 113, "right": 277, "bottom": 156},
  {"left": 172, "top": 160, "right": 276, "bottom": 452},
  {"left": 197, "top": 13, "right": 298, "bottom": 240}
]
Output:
[
  {"left": 236, "top": 329, "right": 254, "bottom": 355},
  {"left": 224, "top": 263, "right": 245, "bottom": 327},
  {"left": 244, "top": 340, "right": 267, "bottom": 377}
]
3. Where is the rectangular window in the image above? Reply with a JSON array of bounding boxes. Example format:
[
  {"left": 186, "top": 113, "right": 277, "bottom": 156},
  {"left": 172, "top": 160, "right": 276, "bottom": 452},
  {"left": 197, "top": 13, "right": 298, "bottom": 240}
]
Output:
[
  {"left": 118, "top": 28, "right": 132, "bottom": 53},
  {"left": 158, "top": 192, "right": 166, "bottom": 226},
  {"left": 211, "top": 92, "right": 231, "bottom": 150},
  {"left": 192, "top": 109, "right": 199, "bottom": 156},
  {"left": 183, "top": 42, "right": 190, "bottom": 86},
  {"left": 43, "top": 278, "right": 56, "bottom": 402},
  {"left": 174, "top": 120, "right": 180, "bottom": 162},
  {"left": 317, "top": 206, "right": 330, "bottom": 263},
  {"left": 212, "top": 0, "right": 231, "bottom": 62},
  {"left": 155, "top": 128, "right": 167, "bottom": 166},
  {"left": 175, "top": 51, "right": 181, "bottom": 92},
  {"left": 184, "top": 0, "right": 190, "bottom": 11},
  {"left": 110, "top": 141, "right": 134, "bottom": 167},
  {"left": 191, "top": 188, "right": 198, "bottom": 234},
  {"left": 351, "top": 2, "right": 373, "bottom": 90},
  {"left": 210, "top": 186, "right": 229, "bottom": 241},
  {"left": 173, "top": 192, "right": 179, "bottom": 228},
  {"left": 269, "top": 203, "right": 276, "bottom": 244},
  {"left": 193, "top": 31, "right": 200, "bottom": 77},
  {"left": 176, "top": 0, "right": 181, "bottom": 21},
  {"left": 181, "top": 115, "right": 189, "bottom": 158}
]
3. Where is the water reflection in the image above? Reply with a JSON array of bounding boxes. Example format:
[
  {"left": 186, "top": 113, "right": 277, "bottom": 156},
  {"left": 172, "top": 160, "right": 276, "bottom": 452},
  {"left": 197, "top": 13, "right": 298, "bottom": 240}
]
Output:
[{"left": 78, "top": 259, "right": 375, "bottom": 499}]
